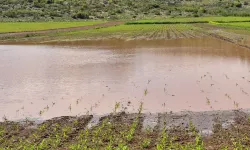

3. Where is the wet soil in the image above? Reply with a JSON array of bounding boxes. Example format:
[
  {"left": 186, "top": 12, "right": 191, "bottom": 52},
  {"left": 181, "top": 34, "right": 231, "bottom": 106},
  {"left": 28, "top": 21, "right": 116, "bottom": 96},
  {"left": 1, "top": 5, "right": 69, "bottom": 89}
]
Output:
[{"left": 1, "top": 110, "right": 250, "bottom": 149}]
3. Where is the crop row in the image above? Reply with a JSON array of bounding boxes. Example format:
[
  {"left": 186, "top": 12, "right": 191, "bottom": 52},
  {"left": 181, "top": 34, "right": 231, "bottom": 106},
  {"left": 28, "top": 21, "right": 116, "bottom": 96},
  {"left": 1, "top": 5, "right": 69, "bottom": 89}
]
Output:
[
  {"left": 1, "top": 105, "right": 250, "bottom": 149},
  {"left": 58, "top": 24, "right": 206, "bottom": 41}
]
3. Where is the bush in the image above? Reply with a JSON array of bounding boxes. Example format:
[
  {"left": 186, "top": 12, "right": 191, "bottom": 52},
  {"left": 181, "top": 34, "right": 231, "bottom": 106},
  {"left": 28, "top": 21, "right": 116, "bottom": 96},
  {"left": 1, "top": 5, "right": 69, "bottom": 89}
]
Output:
[
  {"left": 34, "top": 1, "right": 45, "bottom": 8},
  {"left": 72, "top": 12, "right": 89, "bottom": 19},
  {"left": 49, "top": 11, "right": 62, "bottom": 17},
  {"left": 3, "top": 10, "right": 17, "bottom": 18},
  {"left": 234, "top": 1, "right": 242, "bottom": 8},
  {"left": 47, "top": 0, "right": 54, "bottom": 4}
]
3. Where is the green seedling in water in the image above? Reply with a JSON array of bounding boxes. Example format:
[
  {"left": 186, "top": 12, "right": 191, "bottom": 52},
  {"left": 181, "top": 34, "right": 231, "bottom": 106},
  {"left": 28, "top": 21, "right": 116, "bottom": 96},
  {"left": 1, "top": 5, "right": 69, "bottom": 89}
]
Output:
[
  {"left": 234, "top": 101, "right": 239, "bottom": 108},
  {"left": 69, "top": 104, "right": 72, "bottom": 111},
  {"left": 114, "top": 102, "right": 120, "bottom": 114},
  {"left": 138, "top": 102, "right": 143, "bottom": 114},
  {"left": 39, "top": 110, "right": 44, "bottom": 116},
  {"left": 45, "top": 105, "right": 49, "bottom": 110},
  {"left": 206, "top": 97, "right": 210, "bottom": 105},
  {"left": 144, "top": 89, "right": 148, "bottom": 96}
]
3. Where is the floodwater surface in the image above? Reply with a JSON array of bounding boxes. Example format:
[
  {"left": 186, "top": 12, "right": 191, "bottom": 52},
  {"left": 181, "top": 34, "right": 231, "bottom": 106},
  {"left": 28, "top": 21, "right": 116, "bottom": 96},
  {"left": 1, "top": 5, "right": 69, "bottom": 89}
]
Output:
[{"left": 1, "top": 37, "right": 250, "bottom": 120}]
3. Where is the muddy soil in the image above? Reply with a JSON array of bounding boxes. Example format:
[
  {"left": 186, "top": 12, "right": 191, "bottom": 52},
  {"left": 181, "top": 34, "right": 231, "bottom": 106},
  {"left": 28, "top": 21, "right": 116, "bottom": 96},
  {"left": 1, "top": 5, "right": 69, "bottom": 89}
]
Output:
[{"left": 1, "top": 110, "right": 250, "bottom": 149}]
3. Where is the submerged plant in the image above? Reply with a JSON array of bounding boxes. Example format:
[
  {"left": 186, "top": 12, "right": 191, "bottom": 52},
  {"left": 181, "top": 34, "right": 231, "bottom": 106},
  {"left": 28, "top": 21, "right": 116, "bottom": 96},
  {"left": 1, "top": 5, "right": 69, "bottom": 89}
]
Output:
[{"left": 144, "top": 89, "right": 148, "bottom": 96}]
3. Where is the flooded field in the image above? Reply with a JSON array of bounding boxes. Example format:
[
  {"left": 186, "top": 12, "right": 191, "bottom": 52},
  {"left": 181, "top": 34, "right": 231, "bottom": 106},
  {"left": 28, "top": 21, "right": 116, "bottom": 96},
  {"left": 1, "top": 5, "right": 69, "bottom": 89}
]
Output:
[{"left": 0, "top": 37, "right": 250, "bottom": 121}]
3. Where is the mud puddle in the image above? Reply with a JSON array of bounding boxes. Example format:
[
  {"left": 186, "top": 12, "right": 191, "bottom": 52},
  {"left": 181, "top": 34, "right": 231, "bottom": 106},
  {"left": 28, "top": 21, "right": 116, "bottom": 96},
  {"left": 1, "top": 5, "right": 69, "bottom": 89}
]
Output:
[{"left": 0, "top": 37, "right": 250, "bottom": 120}]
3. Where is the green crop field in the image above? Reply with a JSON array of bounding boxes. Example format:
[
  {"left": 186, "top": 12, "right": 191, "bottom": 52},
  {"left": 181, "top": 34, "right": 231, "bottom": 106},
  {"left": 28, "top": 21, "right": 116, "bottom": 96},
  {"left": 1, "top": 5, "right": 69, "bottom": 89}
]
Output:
[
  {"left": 52, "top": 24, "right": 202, "bottom": 41},
  {"left": 66, "top": 24, "right": 197, "bottom": 35},
  {"left": 127, "top": 17, "right": 250, "bottom": 24},
  {"left": 0, "top": 21, "right": 104, "bottom": 33},
  {"left": 214, "top": 22, "right": 250, "bottom": 30}
]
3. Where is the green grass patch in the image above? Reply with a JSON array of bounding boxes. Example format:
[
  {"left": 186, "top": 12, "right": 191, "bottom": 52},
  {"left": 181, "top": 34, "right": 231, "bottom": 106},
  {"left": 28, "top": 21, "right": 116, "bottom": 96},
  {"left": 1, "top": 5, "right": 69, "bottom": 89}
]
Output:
[
  {"left": 0, "top": 21, "right": 105, "bottom": 33},
  {"left": 126, "top": 17, "right": 250, "bottom": 24},
  {"left": 212, "top": 22, "right": 250, "bottom": 31}
]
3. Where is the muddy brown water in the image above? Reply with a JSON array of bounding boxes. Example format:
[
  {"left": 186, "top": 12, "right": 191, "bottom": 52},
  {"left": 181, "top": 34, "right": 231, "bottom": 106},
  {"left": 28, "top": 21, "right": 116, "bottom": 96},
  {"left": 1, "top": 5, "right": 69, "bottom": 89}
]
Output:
[{"left": 1, "top": 37, "right": 250, "bottom": 121}]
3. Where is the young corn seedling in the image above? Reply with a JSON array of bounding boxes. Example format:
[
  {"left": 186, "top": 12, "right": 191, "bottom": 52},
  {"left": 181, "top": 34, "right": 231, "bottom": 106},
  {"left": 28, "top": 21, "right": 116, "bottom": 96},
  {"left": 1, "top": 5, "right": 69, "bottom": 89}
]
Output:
[
  {"left": 126, "top": 102, "right": 143, "bottom": 142},
  {"left": 141, "top": 138, "right": 151, "bottom": 149},
  {"left": 195, "top": 134, "right": 204, "bottom": 150},
  {"left": 144, "top": 89, "right": 148, "bottom": 96},
  {"left": 69, "top": 128, "right": 90, "bottom": 150},
  {"left": 189, "top": 121, "right": 198, "bottom": 136},
  {"left": 117, "top": 142, "right": 129, "bottom": 150},
  {"left": 156, "top": 125, "right": 168, "bottom": 150},
  {"left": 114, "top": 102, "right": 120, "bottom": 114},
  {"left": 91, "top": 118, "right": 109, "bottom": 149}
]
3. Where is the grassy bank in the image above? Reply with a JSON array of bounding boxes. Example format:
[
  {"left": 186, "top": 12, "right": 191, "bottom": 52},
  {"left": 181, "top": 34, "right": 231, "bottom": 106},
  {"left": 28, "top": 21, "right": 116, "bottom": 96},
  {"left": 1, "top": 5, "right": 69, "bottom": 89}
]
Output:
[{"left": 0, "top": 21, "right": 104, "bottom": 33}]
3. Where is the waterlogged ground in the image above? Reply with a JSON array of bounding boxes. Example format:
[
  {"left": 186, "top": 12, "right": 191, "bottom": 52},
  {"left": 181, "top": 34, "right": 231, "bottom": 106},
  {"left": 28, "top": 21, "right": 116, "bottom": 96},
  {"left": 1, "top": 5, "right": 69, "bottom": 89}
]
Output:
[{"left": 0, "top": 37, "right": 250, "bottom": 121}]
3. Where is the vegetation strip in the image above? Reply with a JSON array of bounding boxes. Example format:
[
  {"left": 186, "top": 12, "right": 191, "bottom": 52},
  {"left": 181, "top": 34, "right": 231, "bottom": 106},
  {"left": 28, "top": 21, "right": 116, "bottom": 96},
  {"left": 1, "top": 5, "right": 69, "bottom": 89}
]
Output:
[{"left": 0, "top": 21, "right": 123, "bottom": 38}]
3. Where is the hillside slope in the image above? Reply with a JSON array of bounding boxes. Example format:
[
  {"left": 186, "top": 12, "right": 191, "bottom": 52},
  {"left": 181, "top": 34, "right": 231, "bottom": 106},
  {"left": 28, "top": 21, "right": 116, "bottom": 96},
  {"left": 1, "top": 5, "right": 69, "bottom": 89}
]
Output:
[{"left": 0, "top": 0, "right": 250, "bottom": 21}]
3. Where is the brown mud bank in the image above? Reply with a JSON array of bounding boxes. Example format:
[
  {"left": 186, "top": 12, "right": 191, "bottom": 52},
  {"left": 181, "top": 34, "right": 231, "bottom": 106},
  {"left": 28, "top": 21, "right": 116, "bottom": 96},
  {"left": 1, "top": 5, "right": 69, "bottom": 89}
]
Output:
[{"left": 1, "top": 110, "right": 250, "bottom": 149}]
